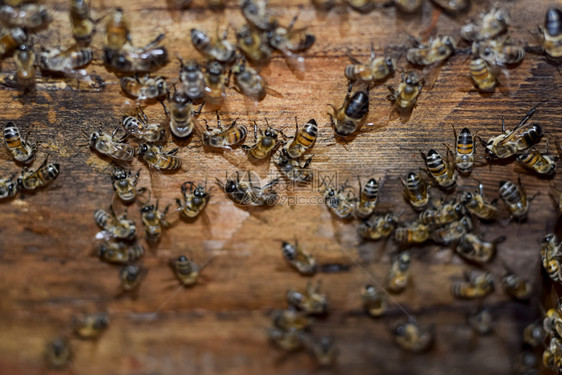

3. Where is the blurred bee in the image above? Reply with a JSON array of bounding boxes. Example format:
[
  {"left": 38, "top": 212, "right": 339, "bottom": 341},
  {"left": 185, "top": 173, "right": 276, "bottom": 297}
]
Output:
[
  {"left": 419, "top": 199, "right": 466, "bottom": 226},
  {"left": 0, "top": 4, "right": 49, "bottom": 29},
  {"left": 119, "top": 264, "right": 145, "bottom": 292},
  {"left": 358, "top": 213, "right": 397, "bottom": 241},
  {"left": 406, "top": 36, "right": 456, "bottom": 66},
  {"left": 267, "top": 327, "right": 304, "bottom": 351},
  {"left": 361, "top": 284, "right": 387, "bottom": 318},
  {"left": 394, "top": 220, "right": 429, "bottom": 244},
  {"left": 460, "top": 183, "right": 497, "bottom": 220},
  {"left": 475, "top": 36, "right": 525, "bottom": 67},
  {"left": 286, "top": 281, "right": 327, "bottom": 315},
  {"left": 392, "top": 320, "right": 434, "bottom": 353},
  {"left": 208, "top": 0, "right": 225, "bottom": 10},
  {"left": 523, "top": 322, "right": 545, "bottom": 348},
  {"left": 515, "top": 351, "right": 539, "bottom": 375},
  {"left": 169, "top": 255, "right": 209, "bottom": 287},
  {"left": 346, "top": 0, "right": 376, "bottom": 13},
  {"left": 268, "top": 15, "right": 316, "bottom": 61},
  {"left": 120, "top": 75, "right": 167, "bottom": 101},
  {"left": 401, "top": 171, "right": 429, "bottom": 211},
  {"left": 17, "top": 156, "right": 59, "bottom": 191},
  {"left": 311, "top": 0, "right": 338, "bottom": 11},
  {"left": 72, "top": 313, "right": 109, "bottom": 340},
  {"left": 501, "top": 272, "right": 533, "bottom": 301},
  {"left": 235, "top": 24, "right": 272, "bottom": 65},
  {"left": 387, "top": 71, "right": 423, "bottom": 110},
  {"left": 138, "top": 144, "right": 182, "bottom": 171},
  {"left": 216, "top": 171, "right": 278, "bottom": 206},
  {"left": 455, "top": 233, "right": 504, "bottom": 264},
  {"left": 112, "top": 167, "right": 145, "bottom": 203},
  {"left": 539, "top": 7, "right": 562, "bottom": 62},
  {"left": 0, "top": 27, "right": 27, "bottom": 56},
  {"left": 0, "top": 174, "right": 17, "bottom": 199},
  {"left": 450, "top": 271, "right": 494, "bottom": 299},
  {"left": 3, "top": 121, "right": 36, "bottom": 164},
  {"left": 420, "top": 148, "right": 457, "bottom": 189},
  {"left": 353, "top": 177, "right": 378, "bottom": 219},
  {"left": 178, "top": 58, "right": 205, "bottom": 101},
  {"left": 469, "top": 56, "right": 497, "bottom": 93},
  {"left": 429, "top": 0, "right": 469, "bottom": 13},
  {"left": 499, "top": 178, "right": 531, "bottom": 221},
  {"left": 242, "top": 120, "right": 281, "bottom": 160},
  {"left": 70, "top": 0, "right": 95, "bottom": 45},
  {"left": 97, "top": 238, "right": 144, "bottom": 264},
  {"left": 461, "top": 6, "right": 509, "bottom": 42},
  {"left": 166, "top": 90, "right": 202, "bottom": 139},
  {"left": 202, "top": 112, "right": 247, "bottom": 149},
  {"left": 307, "top": 336, "right": 337, "bottom": 367},
  {"left": 323, "top": 183, "right": 357, "bottom": 219},
  {"left": 541, "top": 233, "right": 562, "bottom": 282},
  {"left": 515, "top": 142, "right": 558, "bottom": 176},
  {"left": 103, "top": 7, "right": 130, "bottom": 51},
  {"left": 140, "top": 201, "right": 170, "bottom": 244},
  {"left": 14, "top": 44, "right": 35, "bottom": 90},
  {"left": 283, "top": 118, "right": 317, "bottom": 159},
  {"left": 544, "top": 337, "right": 562, "bottom": 373},
  {"left": 87, "top": 128, "right": 136, "bottom": 163},
  {"left": 282, "top": 239, "right": 317, "bottom": 275},
  {"left": 104, "top": 40, "right": 168, "bottom": 73},
  {"left": 272, "top": 309, "right": 310, "bottom": 332},
  {"left": 274, "top": 149, "right": 313, "bottom": 183},
  {"left": 345, "top": 46, "right": 395, "bottom": 84},
  {"left": 190, "top": 28, "right": 235, "bottom": 63},
  {"left": 203, "top": 60, "right": 228, "bottom": 107},
  {"left": 431, "top": 216, "right": 472, "bottom": 245},
  {"left": 241, "top": 0, "right": 277, "bottom": 31},
  {"left": 544, "top": 306, "right": 562, "bottom": 337},
  {"left": 37, "top": 47, "right": 93, "bottom": 73},
  {"left": 176, "top": 181, "right": 211, "bottom": 219},
  {"left": 94, "top": 205, "right": 136, "bottom": 240},
  {"left": 386, "top": 251, "right": 411, "bottom": 293},
  {"left": 231, "top": 56, "right": 267, "bottom": 101},
  {"left": 446, "top": 126, "right": 476, "bottom": 174},
  {"left": 45, "top": 338, "right": 71, "bottom": 370},
  {"left": 467, "top": 309, "right": 493, "bottom": 335},
  {"left": 122, "top": 107, "right": 166, "bottom": 143},
  {"left": 328, "top": 83, "right": 369, "bottom": 138}
]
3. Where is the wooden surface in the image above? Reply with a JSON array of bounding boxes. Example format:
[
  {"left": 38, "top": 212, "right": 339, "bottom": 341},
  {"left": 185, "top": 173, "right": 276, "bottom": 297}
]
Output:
[{"left": 0, "top": 0, "right": 561, "bottom": 374}]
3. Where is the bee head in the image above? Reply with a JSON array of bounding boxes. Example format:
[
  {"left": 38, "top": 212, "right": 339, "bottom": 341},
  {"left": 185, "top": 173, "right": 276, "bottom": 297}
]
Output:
[
  {"left": 225, "top": 180, "right": 237, "bottom": 193},
  {"left": 138, "top": 144, "right": 149, "bottom": 156},
  {"left": 190, "top": 29, "right": 209, "bottom": 49},
  {"left": 178, "top": 255, "right": 188, "bottom": 262}
]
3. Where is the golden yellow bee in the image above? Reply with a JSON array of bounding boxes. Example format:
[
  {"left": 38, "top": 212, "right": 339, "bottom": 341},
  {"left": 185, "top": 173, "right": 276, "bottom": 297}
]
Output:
[
  {"left": 97, "top": 238, "right": 144, "bottom": 264},
  {"left": 358, "top": 213, "right": 397, "bottom": 241},
  {"left": 37, "top": 47, "right": 93, "bottom": 73},
  {"left": 361, "top": 284, "right": 387, "bottom": 318},
  {"left": 353, "top": 177, "right": 378, "bottom": 219},
  {"left": 281, "top": 239, "right": 317, "bottom": 276},
  {"left": 138, "top": 144, "right": 182, "bottom": 171},
  {"left": 112, "top": 167, "right": 145, "bottom": 203},
  {"left": 103, "top": 7, "right": 130, "bottom": 51},
  {"left": 386, "top": 251, "right": 411, "bottom": 293},
  {"left": 170, "top": 254, "right": 213, "bottom": 287},
  {"left": 94, "top": 205, "right": 136, "bottom": 240},
  {"left": 460, "top": 183, "right": 497, "bottom": 220},
  {"left": 122, "top": 107, "right": 166, "bottom": 143},
  {"left": 203, "top": 60, "right": 228, "bottom": 107},
  {"left": 140, "top": 201, "right": 170, "bottom": 244},
  {"left": 515, "top": 143, "right": 558, "bottom": 176},
  {"left": 272, "top": 309, "right": 311, "bottom": 331},
  {"left": 394, "top": 0, "right": 423, "bottom": 13},
  {"left": 401, "top": 171, "right": 429, "bottom": 211},
  {"left": 176, "top": 181, "right": 212, "bottom": 219},
  {"left": 120, "top": 75, "right": 167, "bottom": 101},
  {"left": 392, "top": 320, "right": 434, "bottom": 353},
  {"left": 406, "top": 36, "right": 456, "bottom": 66},
  {"left": 166, "top": 90, "right": 202, "bottom": 139},
  {"left": 235, "top": 24, "right": 272, "bottom": 65},
  {"left": 242, "top": 120, "right": 281, "bottom": 160},
  {"left": 469, "top": 56, "right": 497, "bottom": 93},
  {"left": 190, "top": 28, "right": 236, "bottom": 64},
  {"left": 418, "top": 199, "right": 465, "bottom": 226},
  {"left": 202, "top": 112, "right": 247, "bottom": 149},
  {"left": 72, "top": 313, "right": 109, "bottom": 340},
  {"left": 455, "top": 233, "right": 504, "bottom": 264},
  {"left": 345, "top": 46, "right": 395, "bottom": 84},
  {"left": 241, "top": 0, "right": 278, "bottom": 31},
  {"left": 3, "top": 121, "right": 36, "bottom": 164},
  {"left": 0, "top": 27, "right": 27, "bottom": 56},
  {"left": 70, "top": 0, "right": 95, "bottom": 45},
  {"left": 541, "top": 233, "right": 562, "bottom": 283},
  {"left": 45, "top": 337, "right": 72, "bottom": 370},
  {"left": 17, "top": 156, "right": 60, "bottom": 191},
  {"left": 501, "top": 272, "right": 533, "bottom": 301},
  {"left": 283, "top": 118, "right": 317, "bottom": 159},
  {"left": 104, "top": 40, "right": 168, "bottom": 73},
  {"left": 461, "top": 6, "right": 509, "bottom": 42},
  {"left": 446, "top": 126, "right": 476, "bottom": 174},
  {"left": 475, "top": 36, "right": 525, "bottom": 67},
  {"left": 430, "top": 216, "right": 472, "bottom": 245},
  {"left": 87, "top": 128, "right": 136, "bottom": 163},
  {"left": 394, "top": 220, "right": 429, "bottom": 245},
  {"left": 420, "top": 148, "right": 457, "bottom": 189},
  {"left": 387, "top": 72, "right": 423, "bottom": 110},
  {"left": 323, "top": 183, "right": 357, "bottom": 219},
  {"left": 450, "top": 271, "right": 494, "bottom": 299},
  {"left": 119, "top": 264, "right": 146, "bottom": 292},
  {"left": 286, "top": 281, "right": 327, "bottom": 315},
  {"left": 268, "top": 15, "right": 315, "bottom": 64},
  {"left": 231, "top": 57, "right": 267, "bottom": 101}
]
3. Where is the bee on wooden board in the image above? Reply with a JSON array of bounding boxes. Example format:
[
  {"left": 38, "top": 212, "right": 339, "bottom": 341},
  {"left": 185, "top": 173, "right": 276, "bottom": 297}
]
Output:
[
  {"left": 281, "top": 239, "right": 317, "bottom": 276},
  {"left": 475, "top": 36, "right": 525, "bottom": 67},
  {"left": 0, "top": 27, "right": 27, "bottom": 56},
  {"left": 70, "top": 0, "right": 95, "bottom": 45},
  {"left": 515, "top": 351, "right": 539, "bottom": 375},
  {"left": 203, "top": 60, "right": 229, "bottom": 107},
  {"left": 190, "top": 28, "right": 236, "bottom": 64},
  {"left": 392, "top": 320, "right": 434, "bottom": 353},
  {"left": 406, "top": 36, "right": 456, "bottom": 67},
  {"left": 94, "top": 205, "right": 136, "bottom": 240},
  {"left": 469, "top": 55, "right": 497, "bottom": 93},
  {"left": 37, "top": 47, "right": 93, "bottom": 73},
  {"left": 120, "top": 75, "right": 168, "bottom": 101},
  {"left": 460, "top": 183, "right": 498, "bottom": 221},
  {"left": 17, "top": 156, "right": 59, "bottom": 191},
  {"left": 45, "top": 337, "right": 72, "bottom": 370},
  {"left": 429, "top": 0, "right": 469, "bottom": 14},
  {"left": 328, "top": 82, "right": 369, "bottom": 138},
  {"left": 176, "top": 181, "right": 212, "bottom": 219},
  {"left": 455, "top": 233, "right": 504, "bottom": 264},
  {"left": 119, "top": 264, "right": 146, "bottom": 292},
  {"left": 208, "top": 0, "right": 225, "bottom": 10},
  {"left": 283, "top": 118, "right": 317, "bottom": 159},
  {"left": 523, "top": 322, "right": 545, "bottom": 348},
  {"left": 541, "top": 233, "right": 562, "bottom": 283},
  {"left": 401, "top": 171, "right": 429, "bottom": 211},
  {"left": 72, "top": 313, "right": 109, "bottom": 340},
  {"left": 420, "top": 148, "right": 457, "bottom": 190},
  {"left": 3, "top": 121, "right": 36, "bottom": 164},
  {"left": 323, "top": 182, "right": 357, "bottom": 219},
  {"left": 501, "top": 271, "right": 533, "bottom": 301},
  {"left": 103, "top": 7, "right": 130, "bottom": 51},
  {"left": 346, "top": 0, "right": 376, "bottom": 13},
  {"left": 241, "top": 0, "right": 278, "bottom": 31},
  {"left": 272, "top": 309, "right": 311, "bottom": 332},
  {"left": 310, "top": 0, "right": 339, "bottom": 11},
  {"left": 216, "top": 170, "right": 279, "bottom": 206},
  {"left": 14, "top": 44, "right": 35, "bottom": 90},
  {"left": 345, "top": 45, "right": 395, "bottom": 84},
  {"left": 86, "top": 128, "right": 136, "bottom": 163},
  {"left": 103, "top": 36, "right": 168, "bottom": 73},
  {"left": 430, "top": 216, "right": 473, "bottom": 245},
  {"left": 418, "top": 199, "right": 466, "bottom": 227},
  {"left": 358, "top": 213, "right": 397, "bottom": 241},
  {"left": 178, "top": 58, "right": 205, "bottom": 101},
  {"left": 544, "top": 305, "right": 562, "bottom": 337},
  {"left": 0, "top": 174, "right": 17, "bottom": 199},
  {"left": 112, "top": 167, "right": 145, "bottom": 203},
  {"left": 499, "top": 177, "right": 533, "bottom": 221},
  {"left": 386, "top": 251, "right": 411, "bottom": 293},
  {"left": 235, "top": 24, "right": 272, "bottom": 65},
  {"left": 544, "top": 337, "right": 562, "bottom": 372},
  {"left": 166, "top": 89, "right": 203, "bottom": 139},
  {"left": 268, "top": 14, "right": 316, "bottom": 64},
  {"left": 0, "top": 4, "right": 49, "bottom": 29},
  {"left": 267, "top": 327, "right": 305, "bottom": 351},
  {"left": 515, "top": 140, "right": 558, "bottom": 176},
  {"left": 461, "top": 6, "right": 510, "bottom": 42},
  {"left": 450, "top": 270, "right": 494, "bottom": 299},
  {"left": 138, "top": 143, "right": 182, "bottom": 171},
  {"left": 140, "top": 200, "right": 170, "bottom": 244},
  {"left": 230, "top": 56, "right": 267, "bottom": 101},
  {"left": 445, "top": 126, "right": 476, "bottom": 175},
  {"left": 307, "top": 336, "right": 338, "bottom": 367},
  {"left": 169, "top": 255, "right": 200, "bottom": 287},
  {"left": 274, "top": 148, "right": 313, "bottom": 184},
  {"left": 394, "top": 0, "right": 423, "bottom": 13},
  {"left": 353, "top": 177, "right": 378, "bottom": 219},
  {"left": 122, "top": 107, "right": 166, "bottom": 143},
  {"left": 361, "top": 284, "right": 387, "bottom": 318},
  {"left": 97, "top": 238, "right": 144, "bottom": 264},
  {"left": 538, "top": 7, "right": 562, "bottom": 63},
  {"left": 467, "top": 309, "right": 493, "bottom": 335},
  {"left": 387, "top": 71, "right": 424, "bottom": 110},
  {"left": 202, "top": 112, "right": 247, "bottom": 149},
  {"left": 242, "top": 119, "right": 281, "bottom": 160},
  {"left": 393, "top": 220, "right": 429, "bottom": 245},
  {"left": 286, "top": 281, "right": 327, "bottom": 315}
]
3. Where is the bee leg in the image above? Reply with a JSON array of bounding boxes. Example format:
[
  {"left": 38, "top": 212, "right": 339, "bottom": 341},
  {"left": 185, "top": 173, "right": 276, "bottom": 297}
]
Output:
[
  {"left": 215, "top": 111, "right": 223, "bottom": 130},
  {"left": 194, "top": 102, "right": 204, "bottom": 116},
  {"left": 346, "top": 49, "right": 362, "bottom": 65},
  {"left": 142, "top": 33, "right": 165, "bottom": 51},
  {"left": 160, "top": 100, "right": 170, "bottom": 117}
]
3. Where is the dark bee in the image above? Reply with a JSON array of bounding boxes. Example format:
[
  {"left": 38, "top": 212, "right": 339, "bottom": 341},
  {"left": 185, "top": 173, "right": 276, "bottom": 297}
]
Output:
[
  {"left": 241, "top": 0, "right": 278, "bottom": 31},
  {"left": 467, "top": 309, "right": 493, "bottom": 335},
  {"left": 345, "top": 46, "right": 395, "bottom": 84},
  {"left": 14, "top": 44, "right": 35, "bottom": 90},
  {"left": 70, "top": 0, "right": 95, "bottom": 45},
  {"left": 328, "top": 83, "right": 369, "bottom": 138},
  {"left": 88, "top": 129, "right": 136, "bottom": 163},
  {"left": 45, "top": 338, "right": 71, "bottom": 370},
  {"left": 286, "top": 281, "right": 327, "bottom": 315},
  {"left": 361, "top": 284, "right": 387, "bottom": 318},
  {"left": 37, "top": 47, "right": 93, "bottom": 73},
  {"left": 499, "top": 178, "right": 530, "bottom": 220},
  {"left": 166, "top": 90, "right": 202, "bottom": 139},
  {"left": 272, "top": 309, "right": 311, "bottom": 331},
  {"left": 3, "top": 121, "right": 36, "bottom": 164},
  {"left": 460, "top": 183, "right": 497, "bottom": 221},
  {"left": 461, "top": 7, "right": 509, "bottom": 42},
  {"left": 138, "top": 144, "right": 182, "bottom": 171},
  {"left": 387, "top": 71, "right": 423, "bottom": 110},
  {"left": 0, "top": 27, "right": 27, "bottom": 56},
  {"left": 0, "top": 4, "right": 49, "bottom": 29},
  {"left": 540, "top": 7, "right": 562, "bottom": 62},
  {"left": 392, "top": 321, "right": 434, "bottom": 353},
  {"left": 190, "top": 28, "right": 236, "bottom": 64},
  {"left": 311, "top": 0, "right": 338, "bottom": 11},
  {"left": 242, "top": 120, "right": 281, "bottom": 160},
  {"left": 283, "top": 118, "right": 317, "bottom": 159},
  {"left": 523, "top": 322, "right": 545, "bottom": 348},
  {"left": 469, "top": 56, "right": 497, "bottom": 93},
  {"left": 307, "top": 337, "right": 338, "bottom": 367},
  {"left": 120, "top": 75, "right": 167, "bottom": 101},
  {"left": 501, "top": 272, "right": 533, "bottom": 301},
  {"left": 72, "top": 313, "right": 109, "bottom": 340},
  {"left": 140, "top": 201, "right": 170, "bottom": 244},
  {"left": 450, "top": 271, "right": 494, "bottom": 299},
  {"left": 406, "top": 36, "right": 456, "bottom": 66},
  {"left": 97, "top": 239, "right": 144, "bottom": 264},
  {"left": 401, "top": 171, "right": 429, "bottom": 211},
  {"left": 274, "top": 149, "right": 313, "bottom": 184},
  {"left": 394, "top": 220, "right": 429, "bottom": 244},
  {"left": 394, "top": 0, "right": 423, "bottom": 13},
  {"left": 178, "top": 58, "right": 205, "bottom": 101},
  {"left": 430, "top": 216, "right": 473, "bottom": 245},
  {"left": 267, "top": 327, "right": 305, "bottom": 351},
  {"left": 353, "top": 177, "right": 378, "bottom": 219},
  {"left": 119, "top": 264, "right": 145, "bottom": 292},
  {"left": 323, "top": 183, "right": 357, "bottom": 219},
  {"left": 282, "top": 239, "right": 317, "bottom": 275},
  {"left": 122, "top": 107, "right": 166, "bottom": 143},
  {"left": 103, "top": 7, "right": 130, "bottom": 51},
  {"left": 420, "top": 148, "right": 457, "bottom": 189},
  {"left": 0, "top": 174, "right": 17, "bottom": 199},
  {"left": 176, "top": 181, "right": 211, "bottom": 219},
  {"left": 94, "top": 205, "right": 136, "bottom": 240},
  {"left": 231, "top": 56, "right": 267, "bottom": 101},
  {"left": 358, "top": 213, "right": 397, "bottom": 241},
  {"left": 202, "top": 112, "right": 247, "bottom": 149},
  {"left": 235, "top": 24, "right": 272, "bottom": 65},
  {"left": 455, "top": 234, "right": 504, "bottom": 264},
  {"left": 387, "top": 251, "right": 411, "bottom": 293},
  {"left": 112, "top": 167, "right": 144, "bottom": 203},
  {"left": 447, "top": 126, "right": 476, "bottom": 174},
  {"left": 17, "top": 157, "right": 59, "bottom": 191},
  {"left": 203, "top": 60, "right": 228, "bottom": 107},
  {"left": 429, "top": 0, "right": 469, "bottom": 13}
]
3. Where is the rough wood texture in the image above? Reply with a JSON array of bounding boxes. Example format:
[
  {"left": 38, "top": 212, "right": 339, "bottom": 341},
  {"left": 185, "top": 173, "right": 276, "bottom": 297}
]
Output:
[{"left": 0, "top": 0, "right": 560, "bottom": 374}]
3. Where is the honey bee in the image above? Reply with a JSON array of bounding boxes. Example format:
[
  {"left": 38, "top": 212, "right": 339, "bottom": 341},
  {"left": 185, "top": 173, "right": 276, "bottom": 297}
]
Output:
[
  {"left": 358, "top": 213, "right": 397, "bottom": 241},
  {"left": 328, "top": 83, "right": 369, "bottom": 138},
  {"left": 515, "top": 143, "right": 558, "bottom": 176},
  {"left": 469, "top": 56, "right": 497, "bottom": 93},
  {"left": 97, "top": 238, "right": 144, "bottom": 264},
  {"left": 70, "top": 0, "right": 95, "bottom": 45},
  {"left": 420, "top": 148, "right": 457, "bottom": 189},
  {"left": 540, "top": 7, "right": 562, "bottom": 62},
  {"left": 386, "top": 251, "right": 411, "bottom": 293},
  {"left": 544, "top": 306, "right": 562, "bottom": 337},
  {"left": 138, "top": 144, "right": 182, "bottom": 171},
  {"left": 387, "top": 72, "right": 423, "bottom": 110},
  {"left": 308, "top": 336, "right": 337, "bottom": 367},
  {"left": 323, "top": 183, "right": 357, "bottom": 219},
  {"left": 515, "top": 351, "right": 539, "bottom": 375},
  {"left": 446, "top": 126, "right": 476, "bottom": 174},
  {"left": 203, "top": 60, "right": 228, "bottom": 106},
  {"left": 283, "top": 118, "right": 317, "bottom": 159},
  {"left": 178, "top": 58, "right": 205, "bottom": 101},
  {"left": 122, "top": 107, "right": 166, "bottom": 143},
  {"left": 103, "top": 7, "right": 130, "bottom": 51},
  {"left": 267, "top": 327, "right": 304, "bottom": 351},
  {"left": 190, "top": 28, "right": 236, "bottom": 63},
  {"left": 429, "top": 0, "right": 469, "bottom": 13},
  {"left": 361, "top": 284, "right": 387, "bottom": 318},
  {"left": 45, "top": 338, "right": 72, "bottom": 370},
  {"left": 235, "top": 24, "right": 272, "bottom": 65},
  {"left": 166, "top": 90, "right": 202, "bottom": 139},
  {"left": 3, "top": 121, "right": 36, "bottom": 164},
  {"left": 401, "top": 171, "right": 429, "bottom": 211},
  {"left": 345, "top": 46, "right": 395, "bottom": 84},
  {"left": 94, "top": 206, "right": 136, "bottom": 241},
  {"left": 14, "top": 44, "right": 35, "bottom": 90},
  {"left": 175, "top": 181, "right": 211, "bottom": 219},
  {"left": 87, "top": 128, "right": 136, "bottom": 163},
  {"left": 37, "top": 46, "right": 93, "bottom": 73},
  {"left": 499, "top": 178, "right": 531, "bottom": 221},
  {"left": 17, "top": 156, "right": 59, "bottom": 191},
  {"left": 268, "top": 15, "right": 316, "bottom": 61},
  {"left": 450, "top": 271, "right": 494, "bottom": 299},
  {"left": 169, "top": 255, "right": 208, "bottom": 287},
  {"left": 419, "top": 199, "right": 466, "bottom": 226},
  {"left": 467, "top": 309, "right": 493, "bottom": 335},
  {"left": 406, "top": 36, "right": 456, "bottom": 66},
  {"left": 120, "top": 75, "right": 167, "bottom": 101},
  {"left": 346, "top": 0, "right": 376, "bottom": 13},
  {"left": 241, "top": 0, "right": 278, "bottom": 31},
  {"left": 272, "top": 309, "right": 311, "bottom": 331},
  {"left": 231, "top": 56, "right": 267, "bottom": 101},
  {"left": 311, "top": 0, "right": 338, "bottom": 11},
  {"left": 0, "top": 174, "right": 17, "bottom": 199},
  {"left": 393, "top": 220, "right": 429, "bottom": 244},
  {"left": 281, "top": 239, "right": 317, "bottom": 275},
  {"left": 544, "top": 337, "right": 562, "bottom": 372},
  {"left": 541, "top": 234, "right": 562, "bottom": 283},
  {"left": 216, "top": 171, "right": 278, "bottom": 206},
  {"left": 430, "top": 216, "right": 473, "bottom": 245},
  {"left": 0, "top": 4, "right": 49, "bottom": 29},
  {"left": 207, "top": 0, "right": 225, "bottom": 10},
  {"left": 353, "top": 177, "right": 378, "bottom": 219},
  {"left": 0, "top": 27, "right": 27, "bottom": 56},
  {"left": 286, "top": 281, "right": 327, "bottom": 315},
  {"left": 501, "top": 272, "right": 533, "bottom": 301},
  {"left": 242, "top": 120, "right": 281, "bottom": 160},
  {"left": 274, "top": 149, "right": 313, "bottom": 184},
  {"left": 455, "top": 233, "right": 504, "bottom": 264},
  {"left": 119, "top": 264, "right": 145, "bottom": 292},
  {"left": 202, "top": 112, "right": 247, "bottom": 149},
  {"left": 141, "top": 201, "right": 170, "bottom": 244},
  {"left": 112, "top": 167, "right": 144, "bottom": 203},
  {"left": 475, "top": 36, "right": 525, "bottom": 67},
  {"left": 392, "top": 320, "right": 434, "bottom": 353},
  {"left": 461, "top": 7, "right": 510, "bottom": 42},
  {"left": 460, "top": 183, "right": 497, "bottom": 221},
  {"left": 523, "top": 322, "right": 545, "bottom": 348},
  {"left": 72, "top": 313, "right": 109, "bottom": 339},
  {"left": 104, "top": 39, "right": 168, "bottom": 73}
]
